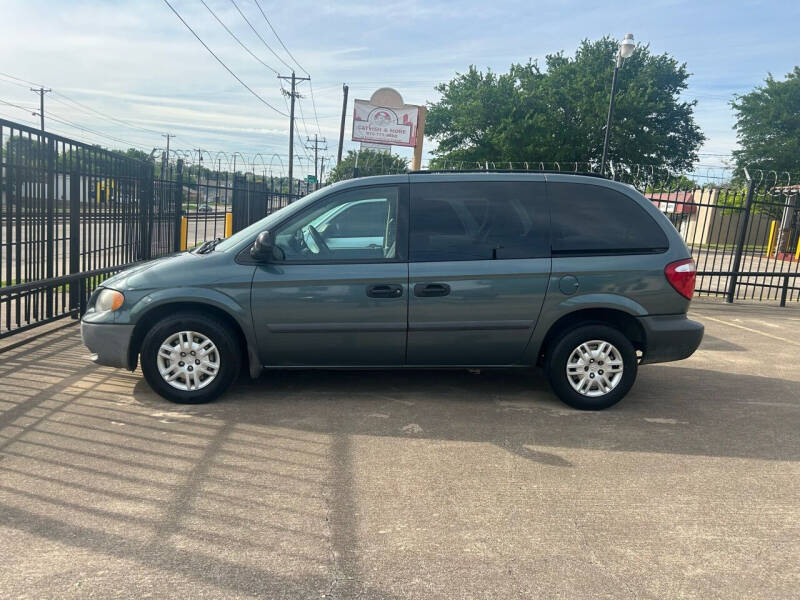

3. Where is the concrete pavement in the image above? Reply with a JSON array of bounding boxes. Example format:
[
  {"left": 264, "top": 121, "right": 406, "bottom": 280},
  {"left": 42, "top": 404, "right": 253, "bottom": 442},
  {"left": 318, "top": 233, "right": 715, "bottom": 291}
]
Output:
[{"left": 0, "top": 299, "right": 798, "bottom": 599}]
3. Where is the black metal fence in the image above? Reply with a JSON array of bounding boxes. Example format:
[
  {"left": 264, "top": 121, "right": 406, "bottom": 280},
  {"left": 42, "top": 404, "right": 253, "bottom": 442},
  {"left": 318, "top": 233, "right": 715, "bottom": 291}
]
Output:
[
  {"left": 0, "top": 119, "right": 303, "bottom": 338},
  {"left": 154, "top": 153, "right": 309, "bottom": 250},
  {"left": 3, "top": 117, "right": 800, "bottom": 340},
  {"left": 623, "top": 168, "right": 800, "bottom": 305}
]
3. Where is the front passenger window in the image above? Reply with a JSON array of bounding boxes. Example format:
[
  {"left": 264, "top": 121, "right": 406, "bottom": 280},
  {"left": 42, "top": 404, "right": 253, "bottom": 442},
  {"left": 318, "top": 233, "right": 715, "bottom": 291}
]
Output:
[{"left": 273, "top": 187, "right": 399, "bottom": 262}]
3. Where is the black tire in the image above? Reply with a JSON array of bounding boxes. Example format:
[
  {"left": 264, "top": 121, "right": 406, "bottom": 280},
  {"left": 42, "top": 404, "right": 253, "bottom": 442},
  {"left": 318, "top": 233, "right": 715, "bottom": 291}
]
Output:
[
  {"left": 140, "top": 312, "right": 241, "bottom": 404},
  {"left": 546, "top": 324, "right": 637, "bottom": 410}
]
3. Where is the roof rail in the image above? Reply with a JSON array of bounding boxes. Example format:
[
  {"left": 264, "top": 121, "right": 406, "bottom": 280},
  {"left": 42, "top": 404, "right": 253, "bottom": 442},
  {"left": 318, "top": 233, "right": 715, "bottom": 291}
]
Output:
[{"left": 408, "top": 169, "right": 608, "bottom": 179}]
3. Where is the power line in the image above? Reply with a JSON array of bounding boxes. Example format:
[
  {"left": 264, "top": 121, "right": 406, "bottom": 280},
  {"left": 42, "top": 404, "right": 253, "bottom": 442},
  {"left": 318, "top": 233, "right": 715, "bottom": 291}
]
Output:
[
  {"left": 0, "top": 95, "right": 152, "bottom": 150},
  {"left": 199, "top": 0, "right": 279, "bottom": 75},
  {"left": 0, "top": 109, "right": 39, "bottom": 129},
  {"left": 0, "top": 97, "right": 33, "bottom": 113},
  {"left": 296, "top": 95, "right": 313, "bottom": 140},
  {"left": 44, "top": 112, "right": 152, "bottom": 150},
  {"left": 252, "top": 0, "right": 322, "bottom": 134},
  {"left": 252, "top": 0, "right": 308, "bottom": 76},
  {"left": 0, "top": 74, "right": 33, "bottom": 90},
  {"left": 228, "top": 0, "right": 293, "bottom": 72},
  {"left": 246, "top": 0, "right": 322, "bottom": 134},
  {"left": 161, "top": 0, "right": 287, "bottom": 117},
  {"left": 0, "top": 71, "right": 44, "bottom": 88},
  {"left": 294, "top": 118, "right": 313, "bottom": 163},
  {"left": 308, "top": 81, "right": 322, "bottom": 135},
  {"left": 0, "top": 70, "right": 193, "bottom": 147},
  {"left": 49, "top": 92, "right": 163, "bottom": 137}
]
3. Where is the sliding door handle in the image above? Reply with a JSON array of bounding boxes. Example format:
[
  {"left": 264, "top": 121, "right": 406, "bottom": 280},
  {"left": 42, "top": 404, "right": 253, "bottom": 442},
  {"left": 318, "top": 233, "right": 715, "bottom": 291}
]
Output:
[{"left": 414, "top": 283, "right": 451, "bottom": 297}]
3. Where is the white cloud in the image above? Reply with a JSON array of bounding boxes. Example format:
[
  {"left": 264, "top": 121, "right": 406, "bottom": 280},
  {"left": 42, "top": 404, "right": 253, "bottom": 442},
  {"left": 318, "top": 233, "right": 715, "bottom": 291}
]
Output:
[{"left": 1, "top": 0, "right": 797, "bottom": 173}]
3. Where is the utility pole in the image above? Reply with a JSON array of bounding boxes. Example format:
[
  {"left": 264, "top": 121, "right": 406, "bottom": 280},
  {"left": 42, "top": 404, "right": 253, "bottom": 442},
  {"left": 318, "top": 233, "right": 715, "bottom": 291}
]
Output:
[
  {"left": 306, "top": 135, "right": 327, "bottom": 186},
  {"left": 278, "top": 72, "right": 310, "bottom": 195},
  {"left": 30, "top": 87, "right": 51, "bottom": 132},
  {"left": 337, "top": 84, "right": 349, "bottom": 165},
  {"left": 162, "top": 133, "right": 175, "bottom": 178}
]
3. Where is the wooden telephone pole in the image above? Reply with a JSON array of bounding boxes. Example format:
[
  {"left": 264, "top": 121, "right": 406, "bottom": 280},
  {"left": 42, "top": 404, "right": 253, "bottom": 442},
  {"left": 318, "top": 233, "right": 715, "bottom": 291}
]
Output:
[
  {"left": 30, "top": 87, "right": 51, "bottom": 131},
  {"left": 278, "top": 72, "right": 310, "bottom": 195}
]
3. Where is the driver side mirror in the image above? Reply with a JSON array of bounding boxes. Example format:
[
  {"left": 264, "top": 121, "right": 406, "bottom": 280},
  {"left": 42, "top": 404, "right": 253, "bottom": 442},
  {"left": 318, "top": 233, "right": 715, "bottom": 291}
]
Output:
[{"left": 250, "top": 230, "right": 275, "bottom": 262}]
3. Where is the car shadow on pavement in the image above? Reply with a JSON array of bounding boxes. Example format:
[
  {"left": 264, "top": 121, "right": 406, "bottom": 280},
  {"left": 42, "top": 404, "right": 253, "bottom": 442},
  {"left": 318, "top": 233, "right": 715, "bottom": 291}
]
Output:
[
  {"left": 167, "top": 363, "right": 799, "bottom": 464},
  {"left": 1, "top": 326, "right": 798, "bottom": 598}
]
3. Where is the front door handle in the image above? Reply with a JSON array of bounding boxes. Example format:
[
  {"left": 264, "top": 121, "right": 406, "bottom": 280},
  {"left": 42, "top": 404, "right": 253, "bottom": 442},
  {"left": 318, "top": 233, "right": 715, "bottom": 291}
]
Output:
[
  {"left": 366, "top": 284, "right": 403, "bottom": 298},
  {"left": 414, "top": 283, "right": 451, "bottom": 297}
]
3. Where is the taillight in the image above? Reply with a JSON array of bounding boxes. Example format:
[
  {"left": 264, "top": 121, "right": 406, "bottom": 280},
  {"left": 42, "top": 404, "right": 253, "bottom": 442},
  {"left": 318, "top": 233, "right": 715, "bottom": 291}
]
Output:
[{"left": 665, "top": 258, "right": 696, "bottom": 300}]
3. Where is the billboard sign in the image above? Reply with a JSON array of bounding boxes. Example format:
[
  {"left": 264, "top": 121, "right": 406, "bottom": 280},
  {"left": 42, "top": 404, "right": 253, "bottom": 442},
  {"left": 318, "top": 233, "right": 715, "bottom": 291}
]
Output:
[{"left": 352, "top": 99, "right": 419, "bottom": 147}]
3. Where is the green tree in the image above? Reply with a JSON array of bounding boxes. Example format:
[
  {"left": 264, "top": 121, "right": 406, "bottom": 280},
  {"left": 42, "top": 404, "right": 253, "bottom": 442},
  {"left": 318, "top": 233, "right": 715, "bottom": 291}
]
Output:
[
  {"left": 123, "top": 147, "right": 154, "bottom": 163},
  {"left": 326, "top": 149, "right": 408, "bottom": 183},
  {"left": 3, "top": 136, "right": 44, "bottom": 164},
  {"left": 731, "top": 67, "right": 800, "bottom": 177},
  {"left": 426, "top": 37, "right": 705, "bottom": 171}
]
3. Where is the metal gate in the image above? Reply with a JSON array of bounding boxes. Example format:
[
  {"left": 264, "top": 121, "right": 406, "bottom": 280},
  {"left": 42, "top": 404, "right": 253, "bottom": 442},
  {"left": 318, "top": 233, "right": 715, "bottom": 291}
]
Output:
[{"left": 0, "top": 119, "right": 175, "bottom": 338}]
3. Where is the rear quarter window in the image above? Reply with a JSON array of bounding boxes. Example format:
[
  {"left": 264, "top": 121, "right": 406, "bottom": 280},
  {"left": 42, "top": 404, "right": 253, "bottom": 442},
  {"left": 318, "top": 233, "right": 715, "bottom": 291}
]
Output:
[{"left": 549, "top": 182, "right": 668, "bottom": 255}]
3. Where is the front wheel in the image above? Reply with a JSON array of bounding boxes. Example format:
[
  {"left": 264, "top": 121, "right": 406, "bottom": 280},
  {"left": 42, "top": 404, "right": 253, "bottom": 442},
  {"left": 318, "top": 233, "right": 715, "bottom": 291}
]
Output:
[
  {"left": 140, "top": 312, "right": 241, "bottom": 404},
  {"left": 546, "top": 324, "right": 637, "bottom": 410}
]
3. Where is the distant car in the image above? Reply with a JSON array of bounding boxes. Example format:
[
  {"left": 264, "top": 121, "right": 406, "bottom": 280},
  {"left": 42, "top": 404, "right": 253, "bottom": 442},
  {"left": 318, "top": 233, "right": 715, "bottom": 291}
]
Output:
[
  {"left": 81, "top": 172, "right": 703, "bottom": 410},
  {"left": 197, "top": 203, "right": 213, "bottom": 213}
]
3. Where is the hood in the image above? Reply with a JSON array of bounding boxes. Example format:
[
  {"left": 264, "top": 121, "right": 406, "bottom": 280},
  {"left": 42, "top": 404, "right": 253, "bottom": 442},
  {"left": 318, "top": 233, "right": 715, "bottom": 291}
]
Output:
[{"left": 102, "top": 251, "right": 211, "bottom": 291}]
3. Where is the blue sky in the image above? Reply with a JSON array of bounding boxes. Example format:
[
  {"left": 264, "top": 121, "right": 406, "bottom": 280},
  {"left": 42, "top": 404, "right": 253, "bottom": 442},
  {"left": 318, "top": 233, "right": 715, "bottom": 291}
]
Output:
[{"left": 0, "top": 0, "right": 798, "bottom": 178}]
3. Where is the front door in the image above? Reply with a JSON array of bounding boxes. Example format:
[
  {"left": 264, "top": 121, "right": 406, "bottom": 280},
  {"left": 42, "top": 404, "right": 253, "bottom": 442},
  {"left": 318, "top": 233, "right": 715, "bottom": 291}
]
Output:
[
  {"left": 251, "top": 183, "right": 409, "bottom": 366},
  {"left": 406, "top": 178, "right": 551, "bottom": 365}
]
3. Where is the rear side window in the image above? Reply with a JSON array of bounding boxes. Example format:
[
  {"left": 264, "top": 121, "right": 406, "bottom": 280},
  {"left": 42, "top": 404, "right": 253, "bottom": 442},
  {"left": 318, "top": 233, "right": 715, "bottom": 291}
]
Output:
[
  {"left": 410, "top": 182, "right": 549, "bottom": 261},
  {"left": 549, "top": 182, "right": 668, "bottom": 255}
]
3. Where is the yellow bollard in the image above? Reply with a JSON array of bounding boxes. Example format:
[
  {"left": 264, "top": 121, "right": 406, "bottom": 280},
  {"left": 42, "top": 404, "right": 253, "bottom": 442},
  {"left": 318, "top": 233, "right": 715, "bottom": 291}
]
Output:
[
  {"left": 795, "top": 236, "right": 800, "bottom": 261},
  {"left": 766, "top": 220, "right": 777, "bottom": 256},
  {"left": 180, "top": 216, "right": 188, "bottom": 251},
  {"left": 225, "top": 212, "right": 233, "bottom": 238}
]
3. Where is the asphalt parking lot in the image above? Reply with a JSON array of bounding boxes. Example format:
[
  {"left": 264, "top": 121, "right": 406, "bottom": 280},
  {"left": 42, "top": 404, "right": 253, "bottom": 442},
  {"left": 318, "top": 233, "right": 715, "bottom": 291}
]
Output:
[{"left": 1, "top": 299, "right": 798, "bottom": 599}]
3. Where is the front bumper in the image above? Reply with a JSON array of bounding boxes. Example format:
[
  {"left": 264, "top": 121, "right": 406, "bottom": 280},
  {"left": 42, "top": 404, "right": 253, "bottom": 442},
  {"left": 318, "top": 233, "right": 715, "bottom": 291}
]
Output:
[
  {"left": 80, "top": 320, "right": 135, "bottom": 369},
  {"left": 638, "top": 314, "right": 704, "bottom": 365}
]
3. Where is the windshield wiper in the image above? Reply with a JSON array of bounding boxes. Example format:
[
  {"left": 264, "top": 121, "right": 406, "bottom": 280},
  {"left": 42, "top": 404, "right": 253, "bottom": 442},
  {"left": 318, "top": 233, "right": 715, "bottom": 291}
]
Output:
[{"left": 194, "top": 237, "right": 223, "bottom": 254}]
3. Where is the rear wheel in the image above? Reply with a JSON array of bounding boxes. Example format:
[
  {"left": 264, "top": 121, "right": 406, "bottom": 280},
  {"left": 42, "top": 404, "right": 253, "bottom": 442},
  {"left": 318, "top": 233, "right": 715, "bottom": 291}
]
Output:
[
  {"left": 140, "top": 312, "right": 240, "bottom": 404},
  {"left": 546, "top": 324, "right": 637, "bottom": 410}
]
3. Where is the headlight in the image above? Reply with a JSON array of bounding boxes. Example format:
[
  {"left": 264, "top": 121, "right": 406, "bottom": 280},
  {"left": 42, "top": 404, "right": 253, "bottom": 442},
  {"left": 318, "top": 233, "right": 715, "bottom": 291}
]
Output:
[{"left": 95, "top": 288, "right": 125, "bottom": 312}]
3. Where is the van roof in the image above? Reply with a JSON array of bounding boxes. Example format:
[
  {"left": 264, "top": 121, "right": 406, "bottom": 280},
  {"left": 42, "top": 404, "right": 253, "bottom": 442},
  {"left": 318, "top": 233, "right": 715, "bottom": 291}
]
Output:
[
  {"left": 327, "top": 171, "right": 628, "bottom": 191},
  {"left": 409, "top": 169, "right": 607, "bottom": 179}
]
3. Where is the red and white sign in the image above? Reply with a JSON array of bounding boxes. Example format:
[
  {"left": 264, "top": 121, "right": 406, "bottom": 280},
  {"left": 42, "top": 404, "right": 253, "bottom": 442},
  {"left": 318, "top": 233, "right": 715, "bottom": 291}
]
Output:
[
  {"left": 646, "top": 191, "right": 697, "bottom": 214},
  {"left": 352, "top": 100, "right": 419, "bottom": 147}
]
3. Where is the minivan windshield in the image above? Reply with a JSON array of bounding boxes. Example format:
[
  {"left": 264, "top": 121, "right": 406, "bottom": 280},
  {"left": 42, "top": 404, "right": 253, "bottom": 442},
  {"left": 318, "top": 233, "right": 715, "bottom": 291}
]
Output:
[{"left": 211, "top": 185, "right": 333, "bottom": 252}]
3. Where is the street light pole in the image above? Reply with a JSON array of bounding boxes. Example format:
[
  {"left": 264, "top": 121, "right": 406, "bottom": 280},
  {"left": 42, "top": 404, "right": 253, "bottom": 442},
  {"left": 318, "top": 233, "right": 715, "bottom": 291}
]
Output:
[{"left": 600, "top": 33, "right": 635, "bottom": 175}]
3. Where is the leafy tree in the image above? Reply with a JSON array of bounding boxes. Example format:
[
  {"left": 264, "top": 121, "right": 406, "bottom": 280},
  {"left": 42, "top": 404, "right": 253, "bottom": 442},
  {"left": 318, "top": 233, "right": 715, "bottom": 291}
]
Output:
[
  {"left": 123, "top": 147, "right": 154, "bottom": 163},
  {"left": 326, "top": 149, "right": 408, "bottom": 183},
  {"left": 731, "top": 67, "right": 800, "bottom": 177},
  {"left": 3, "top": 136, "right": 44, "bottom": 165},
  {"left": 426, "top": 38, "right": 705, "bottom": 172}
]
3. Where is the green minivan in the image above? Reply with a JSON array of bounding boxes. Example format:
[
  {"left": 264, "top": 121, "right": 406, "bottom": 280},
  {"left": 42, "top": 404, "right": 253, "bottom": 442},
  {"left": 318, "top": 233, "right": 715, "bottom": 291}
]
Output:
[{"left": 81, "top": 173, "right": 703, "bottom": 410}]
